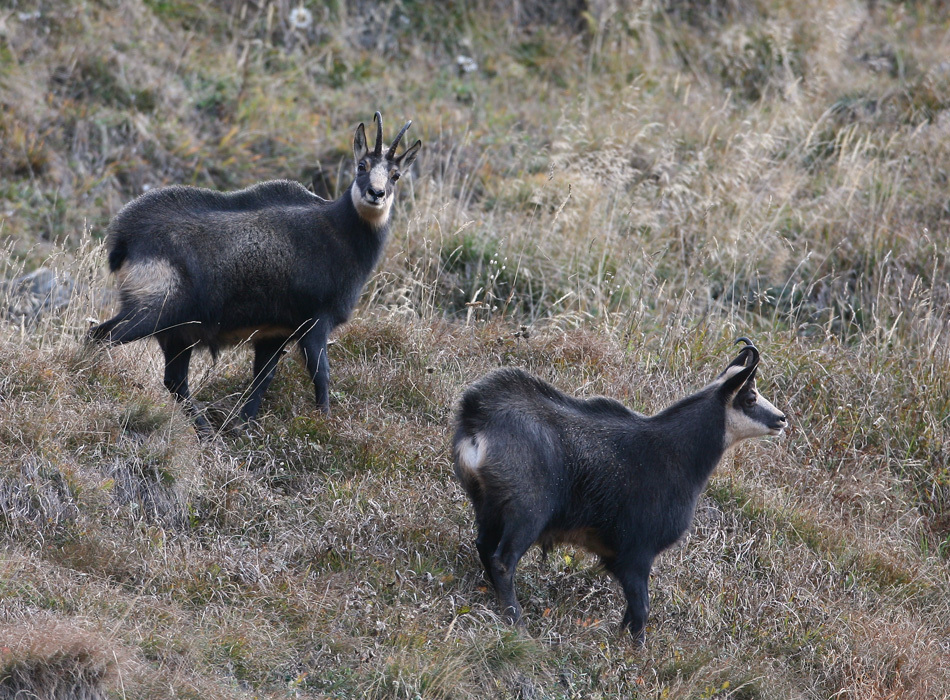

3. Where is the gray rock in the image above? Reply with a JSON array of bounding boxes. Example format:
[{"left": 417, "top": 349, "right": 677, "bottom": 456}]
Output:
[{"left": 2, "top": 267, "right": 75, "bottom": 323}]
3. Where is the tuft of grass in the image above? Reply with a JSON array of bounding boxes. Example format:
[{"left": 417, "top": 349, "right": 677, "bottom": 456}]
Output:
[{"left": 0, "top": 620, "right": 126, "bottom": 700}]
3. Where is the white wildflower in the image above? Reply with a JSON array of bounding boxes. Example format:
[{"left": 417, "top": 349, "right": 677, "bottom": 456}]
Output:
[
  {"left": 456, "top": 55, "right": 478, "bottom": 75},
  {"left": 289, "top": 6, "right": 313, "bottom": 30}
]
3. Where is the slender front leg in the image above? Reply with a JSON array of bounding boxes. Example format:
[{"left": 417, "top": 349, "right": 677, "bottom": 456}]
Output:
[
  {"left": 299, "top": 318, "right": 332, "bottom": 413},
  {"left": 607, "top": 556, "right": 653, "bottom": 646},
  {"left": 239, "top": 337, "right": 288, "bottom": 422}
]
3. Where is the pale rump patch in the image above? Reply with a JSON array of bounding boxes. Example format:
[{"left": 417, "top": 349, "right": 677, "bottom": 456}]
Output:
[
  {"left": 116, "top": 258, "right": 179, "bottom": 300},
  {"left": 456, "top": 433, "right": 486, "bottom": 473}
]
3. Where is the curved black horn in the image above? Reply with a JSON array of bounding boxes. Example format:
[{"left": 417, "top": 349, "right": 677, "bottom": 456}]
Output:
[
  {"left": 386, "top": 120, "right": 412, "bottom": 159},
  {"left": 373, "top": 112, "right": 383, "bottom": 156},
  {"left": 733, "top": 337, "right": 759, "bottom": 367}
]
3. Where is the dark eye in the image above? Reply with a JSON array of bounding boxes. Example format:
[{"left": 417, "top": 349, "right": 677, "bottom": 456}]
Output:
[
  {"left": 391, "top": 171, "right": 401, "bottom": 182},
  {"left": 358, "top": 161, "right": 367, "bottom": 172},
  {"left": 743, "top": 395, "right": 757, "bottom": 408}
]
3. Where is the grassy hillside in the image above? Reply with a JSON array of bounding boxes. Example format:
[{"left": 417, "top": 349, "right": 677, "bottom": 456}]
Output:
[{"left": 2, "top": 0, "right": 949, "bottom": 697}]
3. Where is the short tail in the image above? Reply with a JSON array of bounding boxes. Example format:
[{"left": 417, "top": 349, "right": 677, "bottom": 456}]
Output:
[
  {"left": 88, "top": 317, "right": 119, "bottom": 343},
  {"left": 454, "top": 431, "right": 486, "bottom": 473},
  {"left": 106, "top": 237, "right": 128, "bottom": 272}
]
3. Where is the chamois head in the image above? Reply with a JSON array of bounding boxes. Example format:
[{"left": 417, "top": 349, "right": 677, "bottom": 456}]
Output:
[
  {"left": 350, "top": 112, "right": 422, "bottom": 227},
  {"left": 717, "top": 337, "right": 788, "bottom": 447}
]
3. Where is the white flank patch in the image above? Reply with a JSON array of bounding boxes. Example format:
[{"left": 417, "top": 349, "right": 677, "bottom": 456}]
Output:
[
  {"left": 457, "top": 433, "right": 486, "bottom": 472},
  {"left": 116, "top": 258, "right": 179, "bottom": 300}
]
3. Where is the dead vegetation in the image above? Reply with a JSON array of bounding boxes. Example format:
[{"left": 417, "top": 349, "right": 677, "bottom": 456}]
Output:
[{"left": 1, "top": 0, "right": 950, "bottom": 698}]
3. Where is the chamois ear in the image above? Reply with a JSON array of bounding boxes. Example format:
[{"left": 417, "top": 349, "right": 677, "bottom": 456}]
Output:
[
  {"left": 353, "top": 122, "right": 369, "bottom": 162},
  {"left": 720, "top": 337, "right": 758, "bottom": 372},
  {"left": 719, "top": 363, "right": 756, "bottom": 400},
  {"left": 718, "top": 338, "right": 759, "bottom": 398},
  {"left": 396, "top": 139, "right": 422, "bottom": 170}
]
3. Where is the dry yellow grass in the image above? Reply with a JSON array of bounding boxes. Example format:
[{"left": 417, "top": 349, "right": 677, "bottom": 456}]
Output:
[{"left": 2, "top": 0, "right": 950, "bottom": 698}]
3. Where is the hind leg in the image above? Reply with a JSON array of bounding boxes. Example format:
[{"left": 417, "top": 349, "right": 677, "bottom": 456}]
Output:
[
  {"left": 474, "top": 517, "right": 502, "bottom": 587},
  {"left": 489, "top": 518, "right": 545, "bottom": 625},
  {"left": 159, "top": 336, "right": 210, "bottom": 433}
]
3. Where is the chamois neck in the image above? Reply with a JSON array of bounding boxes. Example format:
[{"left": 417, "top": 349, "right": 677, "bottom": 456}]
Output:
[
  {"left": 650, "top": 392, "right": 728, "bottom": 487},
  {"left": 317, "top": 188, "right": 391, "bottom": 275}
]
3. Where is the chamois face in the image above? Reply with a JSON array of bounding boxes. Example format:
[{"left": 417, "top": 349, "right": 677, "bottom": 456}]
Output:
[
  {"left": 723, "top": 372, "right": 787, "bottom": 446},
  {"left": 717, "top": 343, "right": 788, "bottom": 448},
  {"left": 350, "top": 112, "right": 422, "bottom": 229}
]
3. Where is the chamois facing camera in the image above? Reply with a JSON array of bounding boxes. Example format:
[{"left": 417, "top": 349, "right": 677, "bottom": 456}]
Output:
[{"left": 90, "top": 112, "right": 421, "bottom": 433}]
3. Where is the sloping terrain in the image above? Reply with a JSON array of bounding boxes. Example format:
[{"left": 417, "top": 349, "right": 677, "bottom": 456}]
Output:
[{"left": 1, "top": 1, "right": 949, "bottom": 697}]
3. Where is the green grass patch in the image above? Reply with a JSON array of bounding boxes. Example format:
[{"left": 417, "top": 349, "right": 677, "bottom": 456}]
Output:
[{"left": 708, "top": 479, "right": 925, "bottom": 597}]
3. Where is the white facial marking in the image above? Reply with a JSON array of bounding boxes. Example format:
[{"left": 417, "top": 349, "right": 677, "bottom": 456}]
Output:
[
  {"left": 117, "top": 258, "right": 179, "bottom": 300},
  {"left": 724, "top": 389, "right": 786, "bottom": 449},
  {"left": 369, "top": 162, "right": 389, "bottom": 193},
  {"left": 350, "top": 171, "right": 393, "bottom": 228},
  {"left": 756, "top": 394, "right": 785, "bottom": 434},
  {"left": 457, "top": 433, "right": 486, "bottom": 473}
]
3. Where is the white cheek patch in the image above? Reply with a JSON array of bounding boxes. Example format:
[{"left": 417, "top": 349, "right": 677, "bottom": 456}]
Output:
[
  {"left": 456, "top": 433, "right": 487, "bottom": 473},
  {"left": 724, "top": 407, "right": 768, "bottom": 448},
  {"left": 724, "top": 389, "right": 785, "bottom": 448}
]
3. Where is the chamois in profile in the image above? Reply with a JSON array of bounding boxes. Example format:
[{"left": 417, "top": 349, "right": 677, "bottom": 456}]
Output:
[
  {"left": 90, "top": 112, "right": 421, "bottom": 431},
  {"left": 452, "top": 339, "right": 787, "bottom": 643}
]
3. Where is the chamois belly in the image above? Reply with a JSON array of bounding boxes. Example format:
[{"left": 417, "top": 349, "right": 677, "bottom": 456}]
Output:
[
  {"left": 538, "top": 527, "right": 616, "bottom": 559},
  {"left": 216, "top": 324, "right": 299, "bottom": 346}
]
